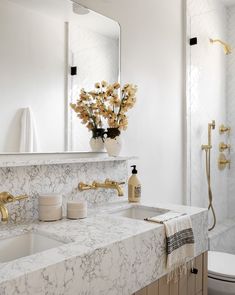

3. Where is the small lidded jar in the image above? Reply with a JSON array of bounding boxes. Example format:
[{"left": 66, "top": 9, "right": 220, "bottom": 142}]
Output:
[
  {"left": 67, "top": 200, "right": 87, "bottom": 220},
  {"left": 39, "top": 193, "right": 62, "bottom": 221}
]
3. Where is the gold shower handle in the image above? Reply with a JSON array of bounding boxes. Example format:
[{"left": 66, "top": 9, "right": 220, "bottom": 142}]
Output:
[
  {"left": 219, "top": 142, "right": 231, "bottom": 152},
  {"left": 218, "top": 154, "right": 231, "bottom": 170},
  {"left": 219, "top": 124, "right": 231, "bottom": 134}
]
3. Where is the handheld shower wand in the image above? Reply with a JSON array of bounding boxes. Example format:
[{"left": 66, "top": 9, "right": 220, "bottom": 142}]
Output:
[
  {"left": 202, "top": 120, "right": 215, "bottom": 151},
  {"left": 201, "top": 120, "right": 216, "bottom": 231}
]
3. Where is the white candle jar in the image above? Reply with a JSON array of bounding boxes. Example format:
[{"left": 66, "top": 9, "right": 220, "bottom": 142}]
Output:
[
  {"left": 39, "top": 194, "right": 62, "bottom": 221},
  {"left": 67, "top": 200, "right": 87, "bottom": 219}
]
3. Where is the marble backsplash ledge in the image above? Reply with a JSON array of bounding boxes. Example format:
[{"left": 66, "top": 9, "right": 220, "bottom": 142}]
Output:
[{"left": 0, "top": 160, "right": 128, "bottom": 223}]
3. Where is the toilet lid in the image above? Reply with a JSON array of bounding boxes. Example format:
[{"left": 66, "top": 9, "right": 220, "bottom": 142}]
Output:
[{"left": 208, "top": 251, "right": 235, "bottom": 281}]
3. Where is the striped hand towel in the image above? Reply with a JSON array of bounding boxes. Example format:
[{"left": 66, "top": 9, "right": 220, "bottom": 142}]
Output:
[{"left": 146, "top": 212, "right": 195, "bottom": 281}]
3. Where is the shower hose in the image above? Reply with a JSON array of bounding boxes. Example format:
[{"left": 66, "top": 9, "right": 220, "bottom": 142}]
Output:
[{"left": 205, "top": 149, "right": 216, "bottom": 231}]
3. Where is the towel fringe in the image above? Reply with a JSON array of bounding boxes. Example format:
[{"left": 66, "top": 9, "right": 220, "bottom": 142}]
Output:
[{"left": 167, "top": 259, "right": 194, "bottom": 283}]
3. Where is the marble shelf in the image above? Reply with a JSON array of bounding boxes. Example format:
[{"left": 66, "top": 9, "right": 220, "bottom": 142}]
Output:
[{"left": 0, "top": 153, "right": 137, "bottom": 168}]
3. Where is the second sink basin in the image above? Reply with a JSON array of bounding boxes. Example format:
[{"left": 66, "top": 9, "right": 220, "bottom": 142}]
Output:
[
  {"left": 109, "top": 205, "right": 169, "bottom": 220},
  {"left": 0, "top": 232, "right": 64, "bottom": 263}
]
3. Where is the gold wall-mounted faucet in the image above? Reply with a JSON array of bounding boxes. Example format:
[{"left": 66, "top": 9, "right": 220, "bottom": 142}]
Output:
[
  {"left": 219, "top": 124, "right": 231, "bottom": 134},
  {"left": 219, "top": 142, "right": 231, "bottom": 152},
  {"left": 0, "top": 192, "right": 28, "bottom": 222},
  {"left": 78, "top": 179, "right": 125, "bottom": 197}
]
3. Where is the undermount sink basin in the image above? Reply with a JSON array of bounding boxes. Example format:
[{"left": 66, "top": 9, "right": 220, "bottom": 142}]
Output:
[
  {"left": 0, "top": 232, "right": 64, "bottom": 263},
  {"left": 109, "top": 206, "right": 169, "bottom": 220}
]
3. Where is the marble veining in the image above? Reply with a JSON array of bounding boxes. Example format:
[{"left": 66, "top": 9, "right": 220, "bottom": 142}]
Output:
[
  {"left": 0, "top": 153, "right": 208, "bottom": 294},
  {"left": 0, "top": 201, "right": 208, "bottom": 295},
  {"left": 0, "top": 160, "right": 128, "bottom": 223}
]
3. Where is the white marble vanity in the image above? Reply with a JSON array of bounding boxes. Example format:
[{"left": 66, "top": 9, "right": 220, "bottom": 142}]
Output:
[{"left": 0, "top": 155, "right": 208, "bottom": 295}]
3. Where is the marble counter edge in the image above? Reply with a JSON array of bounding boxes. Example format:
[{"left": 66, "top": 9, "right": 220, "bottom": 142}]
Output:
[
  {"left": 0, "top": 203, "right": 208, "bottom": 286},
  {"left": 0, "top": 156, "right": 137, "bottom": 168}
]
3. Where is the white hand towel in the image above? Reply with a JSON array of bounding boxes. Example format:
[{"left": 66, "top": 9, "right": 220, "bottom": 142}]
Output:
[
  {"left": 146, "top": 213, "right": 195, "bottom": 281},
  {"left": 164, "top": 215, "right": 195, "bottom": 271},
  {"left": 19, "top": 107, "right": 40, "bottom": 152}
]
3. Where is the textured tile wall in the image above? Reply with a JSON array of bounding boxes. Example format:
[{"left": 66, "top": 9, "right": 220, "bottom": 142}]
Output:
[
  {"left": 187, "top": 0, "right": 228, "bottom": 224},
  {"left": 227, "top": 6, "right": 235, "bottom": 218}
]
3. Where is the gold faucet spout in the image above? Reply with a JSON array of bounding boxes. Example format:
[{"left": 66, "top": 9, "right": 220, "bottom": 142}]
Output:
[
  {"left": 0, "top": 205, "right": 8, "bottom": 222},
  {"left": 78, "top": 179, "right": 125, "bottom": 197},
  {"left": 94, "top": 179, "right": 125, "bottom": 196},
  {"left": 0, "top": 192, "right": 28, "bottom": 222}
]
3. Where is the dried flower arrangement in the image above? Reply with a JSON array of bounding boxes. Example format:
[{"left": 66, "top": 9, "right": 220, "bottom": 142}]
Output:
[
  {"left": 70, "top": 81, "right": 137, "bottom": 131},
  {"left": 70, "top": 88, "right": 103, "bottom": 131}
]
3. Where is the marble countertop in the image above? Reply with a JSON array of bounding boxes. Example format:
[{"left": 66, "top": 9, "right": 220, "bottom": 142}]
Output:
[{"left": 0, "top": 201, "right": 208, "bottom": 295}]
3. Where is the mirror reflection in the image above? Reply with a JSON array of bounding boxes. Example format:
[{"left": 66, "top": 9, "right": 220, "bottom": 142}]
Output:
[{"left": 0, "top": 0, "right": 120, "bottom": 153}]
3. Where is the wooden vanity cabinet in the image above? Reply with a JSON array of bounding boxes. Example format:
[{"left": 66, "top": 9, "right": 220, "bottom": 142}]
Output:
[{"left": 133, "top": 252, "right": 208, "bottom": 295}]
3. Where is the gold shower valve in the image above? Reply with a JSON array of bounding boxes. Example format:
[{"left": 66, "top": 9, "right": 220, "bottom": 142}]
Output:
[
  {"left": 218, "top": 153, "right": 231, "bottom": 170},
  {"left": 219, "top": 124, "right": 231, "bottom": 134},
  {"left": 219, "top": 142, "right": 231, "bottom": 152}
]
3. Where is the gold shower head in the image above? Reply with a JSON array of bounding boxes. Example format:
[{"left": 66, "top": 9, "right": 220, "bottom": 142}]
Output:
[{"left": 209, "top": 38, "right": 232, "bottom": 55}]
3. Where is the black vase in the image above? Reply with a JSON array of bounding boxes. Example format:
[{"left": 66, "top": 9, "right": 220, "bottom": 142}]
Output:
[
  {"left": 104, "top": 128, "right": 121, "bottom": 139},
  {"left": 91, "top": 128, "right": 105, "bottom": 139}
]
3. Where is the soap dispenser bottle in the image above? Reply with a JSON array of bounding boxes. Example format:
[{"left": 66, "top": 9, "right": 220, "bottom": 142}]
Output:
[{"left": 128, "top": 165, "right": 141, "bottom": 203}]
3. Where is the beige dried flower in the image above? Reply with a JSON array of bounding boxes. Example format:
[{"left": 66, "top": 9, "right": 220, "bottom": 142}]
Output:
[
  {"left": 70, "top": 81, "right": 137, "bottom": 132},
  {"left": 101, "top": 80, "right": 108, "bottom": 87}
]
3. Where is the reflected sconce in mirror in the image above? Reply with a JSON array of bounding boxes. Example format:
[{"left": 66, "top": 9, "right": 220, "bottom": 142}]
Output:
[
  {"left": 190, "top": 37, "right": 198, "bottom": 46},
  {"left": 70, "top": 66, "right": 77, "bottom": 76}
]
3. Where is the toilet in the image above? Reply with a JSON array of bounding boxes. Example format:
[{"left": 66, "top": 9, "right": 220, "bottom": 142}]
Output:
[{"left": 208, "top": 251, "right": 235, "bottom": 295}]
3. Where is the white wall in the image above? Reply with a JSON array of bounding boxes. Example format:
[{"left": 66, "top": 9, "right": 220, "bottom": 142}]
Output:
[
  {"left": 0, "top": 0, "right": 65, "bottom": 152},
  {"left": 75, "top": 0, "right": 185, "bottom": 204}
]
